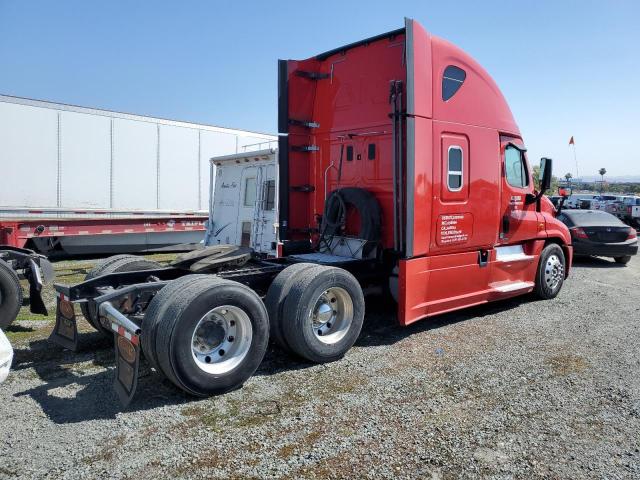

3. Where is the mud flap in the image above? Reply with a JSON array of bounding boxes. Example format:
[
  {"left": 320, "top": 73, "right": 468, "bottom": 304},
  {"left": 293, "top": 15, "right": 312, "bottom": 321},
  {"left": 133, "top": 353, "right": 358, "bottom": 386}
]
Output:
[
  {"left": 28, "top": 283, "right": 48, "bottom": 315},
  {"left": 27, "top": 258, "right": 48, "bottom": 315},
  {"left": 49, "top": 295, "right": 78, "bottom": 351},
  {"left": 113, "top": 329, "right": 141, "bottom": 407}
]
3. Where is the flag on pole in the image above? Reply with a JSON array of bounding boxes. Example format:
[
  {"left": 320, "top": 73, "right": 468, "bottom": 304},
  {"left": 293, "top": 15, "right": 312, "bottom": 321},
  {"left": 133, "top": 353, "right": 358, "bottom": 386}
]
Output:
[{"left": 569, "top": 136, "right": 575, "bottom": 145}]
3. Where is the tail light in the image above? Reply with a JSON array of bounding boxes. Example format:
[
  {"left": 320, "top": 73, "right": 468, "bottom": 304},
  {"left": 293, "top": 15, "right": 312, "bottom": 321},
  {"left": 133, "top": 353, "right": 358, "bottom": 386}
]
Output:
[
  {"left": 570, "top": 227, "right": 589, "bottom": 239},
  {"left": 628, "top": 228, "right": 638, "bottom": 240}
]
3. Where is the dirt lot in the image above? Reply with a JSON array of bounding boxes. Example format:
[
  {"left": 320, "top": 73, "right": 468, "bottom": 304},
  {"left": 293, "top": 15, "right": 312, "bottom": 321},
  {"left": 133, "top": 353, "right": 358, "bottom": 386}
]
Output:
[{"left": 1, "top": 254, "right": 639, "bottom": 479}]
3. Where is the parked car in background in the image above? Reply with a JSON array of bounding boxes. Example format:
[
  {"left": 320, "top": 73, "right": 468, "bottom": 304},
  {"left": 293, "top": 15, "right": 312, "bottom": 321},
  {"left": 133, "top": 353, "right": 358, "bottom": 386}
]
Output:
[
  {"left": 620, "top": 196, "right": 640, "bottom": 228},
  {"left": 558, "top": 210, "right": 638, "bottom": 264},
  {"left": 565, "top": 194, "right": 597, "bottom": 209},
  {"left": 591, "top": 195, "right": 620, "bottom": 211},
  {"left": 603, "top": 196, "right": 636, "bottom": 218}
]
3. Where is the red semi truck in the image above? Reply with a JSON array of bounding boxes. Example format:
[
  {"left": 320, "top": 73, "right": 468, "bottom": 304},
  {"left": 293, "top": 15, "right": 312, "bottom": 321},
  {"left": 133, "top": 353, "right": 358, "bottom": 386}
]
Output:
[{"left": 50, "top": 18, "right": 572, "bottom": 405}]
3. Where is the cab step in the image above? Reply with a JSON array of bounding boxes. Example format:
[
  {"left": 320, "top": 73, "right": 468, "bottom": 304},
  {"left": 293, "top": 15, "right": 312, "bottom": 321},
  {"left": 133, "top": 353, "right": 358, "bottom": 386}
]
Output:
[
  {"left": 495, "top": 245, "right": 535, "bottom": 263},
  {"left": 490, "top": 280, "right": 534, "bottom": 293}
]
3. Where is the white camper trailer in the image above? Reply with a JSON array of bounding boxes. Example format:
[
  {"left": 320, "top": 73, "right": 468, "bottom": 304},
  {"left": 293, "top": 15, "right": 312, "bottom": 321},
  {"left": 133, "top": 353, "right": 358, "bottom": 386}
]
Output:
[{"left": 205, "top": 149, "right": 278, "bottom": 256}]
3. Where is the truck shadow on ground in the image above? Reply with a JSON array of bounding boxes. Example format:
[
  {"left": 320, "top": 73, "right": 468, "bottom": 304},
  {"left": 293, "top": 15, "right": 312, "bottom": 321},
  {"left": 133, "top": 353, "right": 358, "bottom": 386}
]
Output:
[
  {"left": 570, "top": 256, "right": 628, "bottom": 269},
  {"left": 11, "top": 294, "right": 534, "bottom": 424}
]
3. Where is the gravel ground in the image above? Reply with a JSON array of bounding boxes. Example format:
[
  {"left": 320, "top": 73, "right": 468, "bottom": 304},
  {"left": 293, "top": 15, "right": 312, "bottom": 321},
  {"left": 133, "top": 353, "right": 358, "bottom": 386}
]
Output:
[{"left": 1, "top": 255, "right": 639, "bottom": 479}]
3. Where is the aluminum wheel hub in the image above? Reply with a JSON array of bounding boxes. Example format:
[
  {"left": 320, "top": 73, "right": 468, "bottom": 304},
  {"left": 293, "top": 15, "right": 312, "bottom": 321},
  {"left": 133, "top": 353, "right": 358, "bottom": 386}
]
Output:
[
  {"left": 191, "top": 305, "right": 252, "bottom": 375},
  {"left": 544, "top": 254, "right": 564, "bottom": 291},
  {"left": 310, "top": 287, "right": 354, "bottom": 345}
]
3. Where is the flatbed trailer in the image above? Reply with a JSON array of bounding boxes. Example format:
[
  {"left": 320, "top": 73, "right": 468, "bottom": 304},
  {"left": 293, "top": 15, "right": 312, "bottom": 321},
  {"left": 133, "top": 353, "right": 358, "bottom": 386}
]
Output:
[
  {"left": 0, "top": 212, "right": 207, "bottom": 255},
  {"left": 50, "top": 18, "right": 572, "bottom": 406}
]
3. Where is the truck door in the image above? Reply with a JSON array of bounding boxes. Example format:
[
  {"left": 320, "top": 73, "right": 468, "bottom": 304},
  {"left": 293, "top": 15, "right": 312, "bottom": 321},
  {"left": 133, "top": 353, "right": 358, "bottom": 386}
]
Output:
[{"left": 498, "top": 138, "right": 539, "bottom": 245}]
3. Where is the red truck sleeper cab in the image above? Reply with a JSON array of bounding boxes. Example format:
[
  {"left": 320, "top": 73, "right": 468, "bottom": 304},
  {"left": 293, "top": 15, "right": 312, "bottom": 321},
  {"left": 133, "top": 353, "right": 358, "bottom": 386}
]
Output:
[{"left": 278, "top": 18, "right": 571, "bottom": 326}]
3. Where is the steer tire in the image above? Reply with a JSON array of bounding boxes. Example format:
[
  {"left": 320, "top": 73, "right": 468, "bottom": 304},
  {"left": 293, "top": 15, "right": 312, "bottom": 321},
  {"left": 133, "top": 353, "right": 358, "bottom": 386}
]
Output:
[
  {"left": 281, "top": 266, "right": 365, "bottom": 363},
  {"left": 264, "top": 263, "right": 319, "bottom": 353},
  {"left": 150, "top": 276, "right": 269, "bottom": 397},
  {"left": 0, "top": 259, "right": 23, "bottom": 329},
  {"left": 614, "top": 255, "right": 632, "bottom": 265},
  {"left": 534, "top": 244, "right": 566, "bottom": 300},
  {"left": 80, "top": 255, "right": 162, "bottom": 335}
]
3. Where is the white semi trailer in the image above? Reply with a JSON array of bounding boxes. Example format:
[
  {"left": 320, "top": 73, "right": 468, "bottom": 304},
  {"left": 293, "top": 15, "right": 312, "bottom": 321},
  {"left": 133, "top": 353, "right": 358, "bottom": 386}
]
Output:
[{"left": 0, "top": 94, "right": 276, "bottom": 255}]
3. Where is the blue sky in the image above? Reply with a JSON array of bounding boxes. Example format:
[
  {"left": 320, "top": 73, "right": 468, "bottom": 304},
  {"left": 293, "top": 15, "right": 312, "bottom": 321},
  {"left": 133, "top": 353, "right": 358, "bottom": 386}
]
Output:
[{"left": 1, "top": 0, "right": 639, "bottom": 177}]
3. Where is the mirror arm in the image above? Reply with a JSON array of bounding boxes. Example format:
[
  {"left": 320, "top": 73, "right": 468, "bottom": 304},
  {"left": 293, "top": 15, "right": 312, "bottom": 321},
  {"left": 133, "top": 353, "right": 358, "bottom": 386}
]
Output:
[{"left": 525, "top": 191, "right": 543, "bottom": 205}]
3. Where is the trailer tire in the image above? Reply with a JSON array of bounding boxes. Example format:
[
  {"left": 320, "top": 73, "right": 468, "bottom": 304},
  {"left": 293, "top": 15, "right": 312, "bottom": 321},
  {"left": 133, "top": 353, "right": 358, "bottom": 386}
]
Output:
[
  {"left": 80, "top": 255, "right": 162, "bottom": 334},
  {"left": 282, "top": 266, "right": 364, "bottom": 363},
  {"left": 264, "top": 263, "right": 318, "bottom": 352},
  {"left": 534, "top": 244, "right": 566, "bottom": 300},
  {"left": 0, "top": 259, "right": 23, "bottom": 329},
  {"left": 614, "top": 255, "right": 631, "bottom": 265},
  {"left": 151, "top": 276, "right": 269, "bottom": 396}
]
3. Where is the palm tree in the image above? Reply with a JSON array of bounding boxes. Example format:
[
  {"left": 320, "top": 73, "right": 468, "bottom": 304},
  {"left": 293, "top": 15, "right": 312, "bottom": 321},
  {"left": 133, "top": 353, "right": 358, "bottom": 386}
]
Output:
[
  {"left": 598, "top": 168, "right": 607, "bottom": 192},
  {"left": 564, "top": 172, "right": 573, "bottom": 184}
]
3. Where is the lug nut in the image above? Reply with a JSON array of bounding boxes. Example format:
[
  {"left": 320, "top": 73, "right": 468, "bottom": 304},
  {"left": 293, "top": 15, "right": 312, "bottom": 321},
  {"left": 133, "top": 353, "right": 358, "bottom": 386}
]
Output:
[
  {"left": 228, "top": 336, "right": 235, "bottom": 342},
  {"left": 205, "top": 356, "right": 211, "bottom": 363},
  {"left": 219, "top": 349, "right": 225, "bottom": 356}
]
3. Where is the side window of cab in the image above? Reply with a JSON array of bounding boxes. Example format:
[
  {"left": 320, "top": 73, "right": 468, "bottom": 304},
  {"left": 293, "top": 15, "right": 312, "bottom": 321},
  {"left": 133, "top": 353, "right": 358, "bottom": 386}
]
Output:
[{"left": 504, "top": 145, "right": 529, "bottom": 188}]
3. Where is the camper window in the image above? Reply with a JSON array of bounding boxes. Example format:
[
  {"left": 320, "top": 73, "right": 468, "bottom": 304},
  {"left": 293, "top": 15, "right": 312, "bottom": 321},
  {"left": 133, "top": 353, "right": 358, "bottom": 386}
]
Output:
[
  {"left": 264, "top": 180, "right": 276, "bottom": 210},
  {"left": 244, "top": 178, "right": 257, "bottom": 206}
]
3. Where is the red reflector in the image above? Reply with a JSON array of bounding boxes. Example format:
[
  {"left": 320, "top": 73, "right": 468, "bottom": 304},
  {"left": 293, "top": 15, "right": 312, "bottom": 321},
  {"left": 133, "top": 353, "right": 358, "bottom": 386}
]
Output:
[
  {"left": 59, "top": 299, "right": 75, "bottom": 319},
  {"left": 628, "top": 229, "right": 638, "bottom": 240},
  {"left": 117, "top": 336, "right": 137, "bottom": 364},
  {"left": 571, "top": 227, "right": 588, "bottom": 239}
]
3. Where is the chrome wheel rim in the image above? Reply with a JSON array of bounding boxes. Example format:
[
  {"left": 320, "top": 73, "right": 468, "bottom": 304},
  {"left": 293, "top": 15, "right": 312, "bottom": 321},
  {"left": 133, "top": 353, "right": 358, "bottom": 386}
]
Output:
[
  {"left": 544, "top": 254, "right": 564, "bottom": 291},
  {"left": 309, "top": 287, "right": 354, "bottom": 345},
  {"left": 191, "top": 305, "right": 252, "bottom": 374}
]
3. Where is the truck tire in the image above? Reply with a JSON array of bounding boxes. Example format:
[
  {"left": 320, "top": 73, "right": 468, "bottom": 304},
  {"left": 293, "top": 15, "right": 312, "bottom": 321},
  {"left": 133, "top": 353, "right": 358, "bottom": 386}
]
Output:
[
  {"left": 614, "top": 255, "right": 632, "bottom": 265},
  {"left": 281, "top": 266, "right": 365, "bottom": 363},
  {"left": 149, "top": 276, "right": 269, "bottom": 396},
  {"left": 141, "top": 274, "right": 211, "bottom": 373},
  {"left": 322, "top": 188, "right": 382, "bottom": 256},
  {"left": 0, "top": 259, "right": 23, "bottom": 329},
  {"left": 264, "top": 263, "right": 318, "bottom": 352},
  {"left": 80, "top": 255, "right": 162, "bottom": 335},
  {"left": 534, "top": 244, "right": 566, "bottom": 300}
]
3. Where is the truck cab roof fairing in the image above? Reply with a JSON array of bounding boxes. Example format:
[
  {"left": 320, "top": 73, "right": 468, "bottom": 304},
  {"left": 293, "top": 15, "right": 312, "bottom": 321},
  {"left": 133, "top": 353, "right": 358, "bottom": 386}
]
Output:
[{"left": 430, "top": 39, "right": 520, "bottom": 136}]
